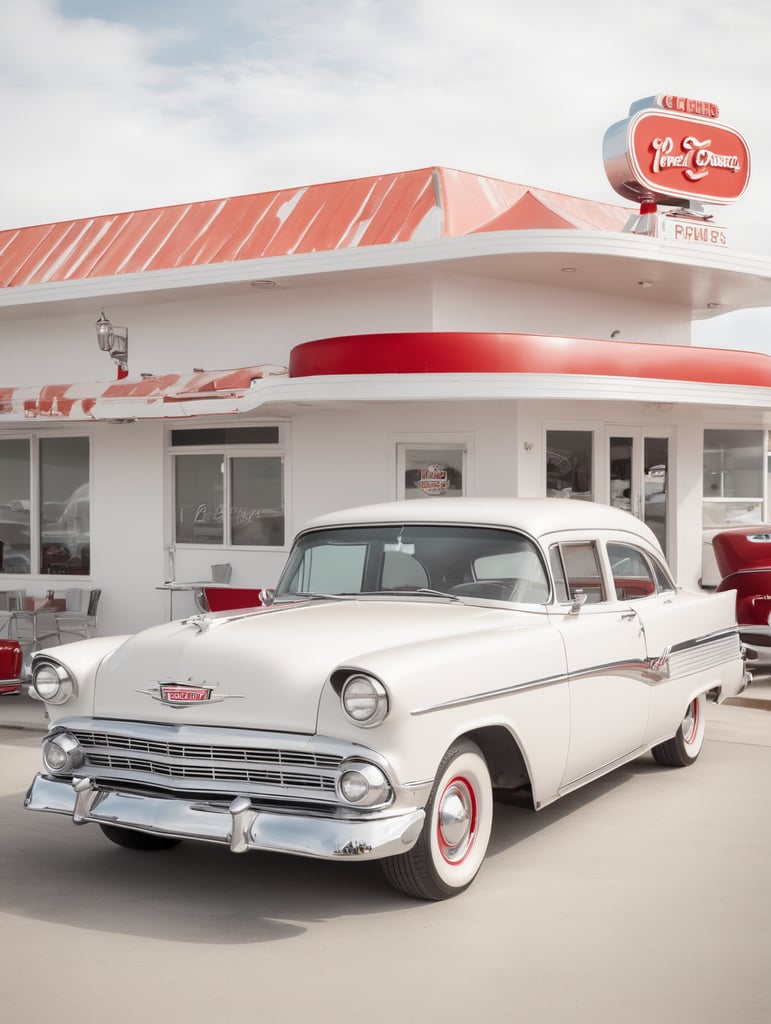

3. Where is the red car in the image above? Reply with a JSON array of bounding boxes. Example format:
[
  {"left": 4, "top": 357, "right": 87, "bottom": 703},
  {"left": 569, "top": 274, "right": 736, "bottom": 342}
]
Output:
[
  {"left": 0, "top": 639, "right": 23, "bottom": 696},
  {"left": 713, "top": 527, "right": 771, "bottom": 673}
]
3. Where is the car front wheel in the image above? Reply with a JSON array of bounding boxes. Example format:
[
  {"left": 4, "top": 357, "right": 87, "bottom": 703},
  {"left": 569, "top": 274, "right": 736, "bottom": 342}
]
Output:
[
  {"left": 99, "top": 824, "right": 181, "bottom": 851},
  {"left": 381, "top": 738, "right": 493, "bottom": 900},
  {"left": 652, "top": 693, "right": 707, "bottom": 767}
]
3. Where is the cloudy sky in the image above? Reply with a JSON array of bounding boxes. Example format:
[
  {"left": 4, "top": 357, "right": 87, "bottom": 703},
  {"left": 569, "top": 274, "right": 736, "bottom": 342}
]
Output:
[{"left": 2, "top": 0, "right": 770, "bottom": 348}]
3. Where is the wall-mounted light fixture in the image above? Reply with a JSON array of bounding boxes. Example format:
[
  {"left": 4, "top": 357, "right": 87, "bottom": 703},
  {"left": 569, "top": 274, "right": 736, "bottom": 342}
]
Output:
[{"left": 96, "top": 310, "right": 129, "bottom": 379}]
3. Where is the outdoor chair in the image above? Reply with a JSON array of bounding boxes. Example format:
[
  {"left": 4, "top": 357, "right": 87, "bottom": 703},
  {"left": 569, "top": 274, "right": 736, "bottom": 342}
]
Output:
[{"left": 54, "top": 588, "right": 101, "bottom": 643}]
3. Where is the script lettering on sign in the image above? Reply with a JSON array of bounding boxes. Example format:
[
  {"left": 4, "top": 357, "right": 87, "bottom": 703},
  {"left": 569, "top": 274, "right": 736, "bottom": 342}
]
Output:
[{"left": 603, "top": 100, "right": 751, "bottom": 207}]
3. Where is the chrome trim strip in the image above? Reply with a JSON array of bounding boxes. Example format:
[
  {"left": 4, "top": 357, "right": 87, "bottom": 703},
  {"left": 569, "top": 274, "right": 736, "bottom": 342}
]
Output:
[
  {"left": 410, "top": 628, "right": 741, "bottom": 716},
  {"left": 411, "top": 671, "right": 567, "bottom": 716},
  {"left": 25, "top": 774, "right": 424, "bottom": 861}
]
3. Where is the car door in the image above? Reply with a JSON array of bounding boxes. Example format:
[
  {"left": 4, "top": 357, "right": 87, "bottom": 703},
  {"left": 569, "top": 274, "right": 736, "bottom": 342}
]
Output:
[
  {"left": 612, "top": 542, "right": 741, "bottom": 745},
  {"left": 547, "top": 539, "right": 650, "bottom": 791}
]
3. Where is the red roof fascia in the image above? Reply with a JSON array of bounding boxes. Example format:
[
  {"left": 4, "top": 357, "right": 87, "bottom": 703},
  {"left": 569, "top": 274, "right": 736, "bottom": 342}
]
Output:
[{"left": 288, "top": 332, "right": 771, "bottom": 388}]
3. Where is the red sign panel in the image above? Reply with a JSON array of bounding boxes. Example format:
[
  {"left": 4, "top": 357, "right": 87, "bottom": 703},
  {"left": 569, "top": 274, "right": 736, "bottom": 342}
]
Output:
[
  {"left": 628, "top": 110, "right": 749, "bottom": 204},
  {"left": 604, "top": 103, "right": 751, "bottom": 206}
]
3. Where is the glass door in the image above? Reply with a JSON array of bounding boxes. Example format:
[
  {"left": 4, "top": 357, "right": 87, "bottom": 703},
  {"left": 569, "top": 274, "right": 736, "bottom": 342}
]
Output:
[{"left": 608, "top": 431, "right": 670, "bottom": 554}]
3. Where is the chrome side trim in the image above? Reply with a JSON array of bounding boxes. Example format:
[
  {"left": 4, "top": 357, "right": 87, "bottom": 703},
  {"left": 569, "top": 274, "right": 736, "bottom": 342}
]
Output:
[
  {"left": 411, "top": 672, "right": 567, "bottom": 716},
  {"left": 410, "top": 627, "right": 742, "bottom": 716}
]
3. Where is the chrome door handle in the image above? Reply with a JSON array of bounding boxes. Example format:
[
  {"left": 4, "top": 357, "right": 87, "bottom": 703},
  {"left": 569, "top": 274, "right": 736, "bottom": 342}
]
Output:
[{"left": 620, "top": 611, "right": 637, "bottom": 621}]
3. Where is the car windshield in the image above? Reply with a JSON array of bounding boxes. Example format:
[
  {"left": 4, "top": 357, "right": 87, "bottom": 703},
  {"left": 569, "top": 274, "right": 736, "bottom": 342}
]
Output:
[{"left": 275, "top": 524, "right": 551, "bottom": 604}]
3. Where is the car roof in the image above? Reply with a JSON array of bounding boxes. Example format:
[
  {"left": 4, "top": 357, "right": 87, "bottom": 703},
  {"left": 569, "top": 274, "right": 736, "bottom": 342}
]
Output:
[{"left": 302, "top": 497, "right": 662, "bottom": 549}]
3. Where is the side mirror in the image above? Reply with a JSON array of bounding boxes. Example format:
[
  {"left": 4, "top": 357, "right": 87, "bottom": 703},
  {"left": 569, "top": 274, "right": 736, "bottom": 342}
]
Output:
[
  {"left": 569, "top": 590, "right": 587, "bottom": 615},
  {"left": 259, "top": 588, "right": 276, "bottom": 606}
]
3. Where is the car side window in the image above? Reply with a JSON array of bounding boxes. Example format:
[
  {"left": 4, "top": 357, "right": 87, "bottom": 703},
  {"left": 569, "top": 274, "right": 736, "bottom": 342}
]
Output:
[
  {"left": 550, "top": 542, "right": 606, "bottom": 604},
  {"left": 607, "top": 543, "right": 656, "bottom": 600},
  {"left": 650, "top": 557, "right": 676, "bottom": 592}
]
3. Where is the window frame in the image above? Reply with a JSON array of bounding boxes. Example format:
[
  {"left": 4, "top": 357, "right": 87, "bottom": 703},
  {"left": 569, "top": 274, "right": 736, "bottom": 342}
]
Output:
[
  {"left": 169, "top": 423, "right": 289, "bottom": 551},
  {"left": 544, "top": 425, "right": 597, "bottom": 502},
  {"left": 392, "top": 435, "right": 473, "bottom": 501},
  {"left": 0, "top": 431, "right": 92, "bottom": 578}
]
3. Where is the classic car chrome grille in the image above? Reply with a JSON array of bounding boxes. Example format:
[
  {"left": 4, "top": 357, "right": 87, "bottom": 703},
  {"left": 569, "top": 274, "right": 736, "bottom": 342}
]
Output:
[{"left": 70, "top": 729, "right": 342, "bottom": 793}]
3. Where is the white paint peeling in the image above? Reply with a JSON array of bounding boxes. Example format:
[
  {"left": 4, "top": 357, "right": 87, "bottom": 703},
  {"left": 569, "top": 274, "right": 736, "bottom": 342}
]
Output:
[{"left": 276, "top": 189, "right": 305, "bottom": 224}]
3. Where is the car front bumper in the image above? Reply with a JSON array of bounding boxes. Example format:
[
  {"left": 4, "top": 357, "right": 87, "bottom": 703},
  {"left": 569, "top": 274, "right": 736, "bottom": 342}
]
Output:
[{"left": 25, "top": 774, "right": 425, "bottom": 860}]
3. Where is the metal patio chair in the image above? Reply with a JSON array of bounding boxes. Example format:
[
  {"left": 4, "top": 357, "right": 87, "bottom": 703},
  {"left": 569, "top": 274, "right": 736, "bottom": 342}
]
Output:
[{"left": 54, "top": 588, "right": 101, "bottom": 643}]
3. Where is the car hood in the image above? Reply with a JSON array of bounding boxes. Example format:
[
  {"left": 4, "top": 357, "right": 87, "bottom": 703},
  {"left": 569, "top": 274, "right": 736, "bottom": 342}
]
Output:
[{"left": 92, "top": 598, "right": 521, "bottom": 732}]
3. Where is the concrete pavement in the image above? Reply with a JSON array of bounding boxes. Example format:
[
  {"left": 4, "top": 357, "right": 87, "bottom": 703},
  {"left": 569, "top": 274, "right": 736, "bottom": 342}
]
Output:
[{"left": 0, "top": 689, "right": 48, "bottom": 732}]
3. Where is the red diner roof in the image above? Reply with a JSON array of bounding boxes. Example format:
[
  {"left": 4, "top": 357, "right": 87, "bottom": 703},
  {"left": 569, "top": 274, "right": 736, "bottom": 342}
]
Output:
[{"left": 0, "top": 168, "right": 632, "bottom": 289}]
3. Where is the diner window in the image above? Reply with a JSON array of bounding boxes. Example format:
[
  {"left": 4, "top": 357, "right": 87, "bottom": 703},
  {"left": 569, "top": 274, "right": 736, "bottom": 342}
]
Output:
[
  {"left": 172, "top": 428, "right": 286, "bottom": 548},
  {"left": 398, "top": 444, "right": 465, "bottom": 500},
  {"left": 0, "top": 439, "right": 31, "bottom": 574},
  {"left": 702, "top": 429, "right": 765, "bottom": 532},
  {"left": 703, "top": 430, "right": 764, "bottom": 499},
  {"left": 0, "top": 436, "right": 90, "bottom": 576},
  {"left": 546, "top": 430, "right": 593, "bottom": 500}
]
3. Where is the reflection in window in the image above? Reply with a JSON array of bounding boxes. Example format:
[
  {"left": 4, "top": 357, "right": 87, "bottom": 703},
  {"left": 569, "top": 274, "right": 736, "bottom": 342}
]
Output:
[
  {"left": 546, "top": 431, "right": 593, "bottom": 500},
  {"left": 703, "top": 430, "right": 764, "bottom": 499},
  {"left": 0, "top": 439, "right": 31, "bottom": 574},
  {"left": 174, "top": 445, "right": 285, "bottom": 549},
  {"left": 607, "top": 543, "right": 656, "bottom": 600},
  {"left": 175, "top": 454, "right": 224, "bottom": 545},
  {"left": 39, "top": 438, "right": 90, "bottom": 575},
  {"left": 550, "top": 542, "right": 605, "bottom": 603},
  {"left": 400, "top": 445, "right": 465, "bottom": 499},
  {"left": 277, "top": 524, "right": 547, "bottom": 604},
  {"left": 231, "top": 457, "right": 284, "bottom": 546}
]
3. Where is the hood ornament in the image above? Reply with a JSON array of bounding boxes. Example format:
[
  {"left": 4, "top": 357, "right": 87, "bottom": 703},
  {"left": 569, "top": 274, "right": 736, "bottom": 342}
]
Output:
[{"left": 182, "top": 613, "right": 212, "bottom": 633}]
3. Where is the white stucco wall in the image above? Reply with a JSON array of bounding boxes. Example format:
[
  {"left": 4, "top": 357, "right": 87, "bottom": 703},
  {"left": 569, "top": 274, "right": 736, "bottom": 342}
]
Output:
[
  {"left": 1, "top": 258, "right": 769, "bottom": 634},
  {"left": 430, "top": 275, "right": 693, "bottom": 344}
]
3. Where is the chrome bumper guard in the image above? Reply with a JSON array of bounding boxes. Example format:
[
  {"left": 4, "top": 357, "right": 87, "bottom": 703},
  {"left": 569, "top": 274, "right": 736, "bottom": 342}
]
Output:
[{"left": 25, "top": 774, "right": 425, "bottom": 861}]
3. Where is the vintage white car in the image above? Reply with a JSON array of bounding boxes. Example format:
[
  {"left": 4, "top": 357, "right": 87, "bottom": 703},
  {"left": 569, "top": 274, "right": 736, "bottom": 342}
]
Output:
[{"left": 25, "top": 498, "right": 747, "bottom": 900}]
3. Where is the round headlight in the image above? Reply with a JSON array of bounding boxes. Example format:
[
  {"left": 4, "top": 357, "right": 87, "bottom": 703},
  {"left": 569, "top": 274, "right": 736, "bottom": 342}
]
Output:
[
  {"left": 42, "top": 731, "right": 84, "bottom": 774},
  {"left": 337, "top": 761, "right": 391, "bottom": 806},
  {"left": 32, "top": 661, "right": 74, "bottom": 705},
  {"left": 341, "top": 674, "right": 388, "bottom": 727}
]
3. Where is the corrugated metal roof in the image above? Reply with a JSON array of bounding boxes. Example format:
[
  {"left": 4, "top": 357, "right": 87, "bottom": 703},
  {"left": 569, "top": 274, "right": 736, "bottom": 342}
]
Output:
[{"left": 0, "top": 168, "right": 631, "bottom": 289}]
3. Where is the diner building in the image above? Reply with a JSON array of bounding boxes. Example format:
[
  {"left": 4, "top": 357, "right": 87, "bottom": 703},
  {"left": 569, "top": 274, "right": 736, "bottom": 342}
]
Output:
[{"left": 1, "top": 94, "right": 771, "bottom": 636}]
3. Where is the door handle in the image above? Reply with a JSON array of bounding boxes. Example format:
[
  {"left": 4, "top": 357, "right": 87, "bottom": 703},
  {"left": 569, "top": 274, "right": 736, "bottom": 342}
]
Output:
[{"left": 620, "top": 611, "right": 637, "bottom": 621}]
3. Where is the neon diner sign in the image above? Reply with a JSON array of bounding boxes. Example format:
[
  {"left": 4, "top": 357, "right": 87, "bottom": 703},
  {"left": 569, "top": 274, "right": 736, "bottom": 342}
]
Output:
[{"left": 603, "top": 94, "right": 750, "bottom": 206}]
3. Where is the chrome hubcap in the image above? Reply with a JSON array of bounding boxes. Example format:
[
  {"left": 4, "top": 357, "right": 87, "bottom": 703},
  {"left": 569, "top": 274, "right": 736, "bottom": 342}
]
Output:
[
  {"left": 682, "top": 699, "right": 698, "bottom": 744},
  {"left": 437, "top": 778, "right": 476, "bottom": 862}
]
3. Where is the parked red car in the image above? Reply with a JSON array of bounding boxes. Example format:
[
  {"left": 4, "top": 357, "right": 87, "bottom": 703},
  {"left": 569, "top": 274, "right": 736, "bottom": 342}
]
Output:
[
  {"left": 0, "top": 639, "right": 23, "bottom": 695},
  {"left": 713, "top": 527, "right": 771, "bottom": 672}
]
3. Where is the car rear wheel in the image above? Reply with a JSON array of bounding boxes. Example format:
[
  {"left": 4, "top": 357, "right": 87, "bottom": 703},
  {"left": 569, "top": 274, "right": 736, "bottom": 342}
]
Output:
[
  {"left": 381, "top": 738, "right": 493, "bottom": 900},
  {"left": 99, "top": 824, "right": 181, "bottom": 851},
  {"left": 651, "top": 693, "right": 706, "bottom": 767}
]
